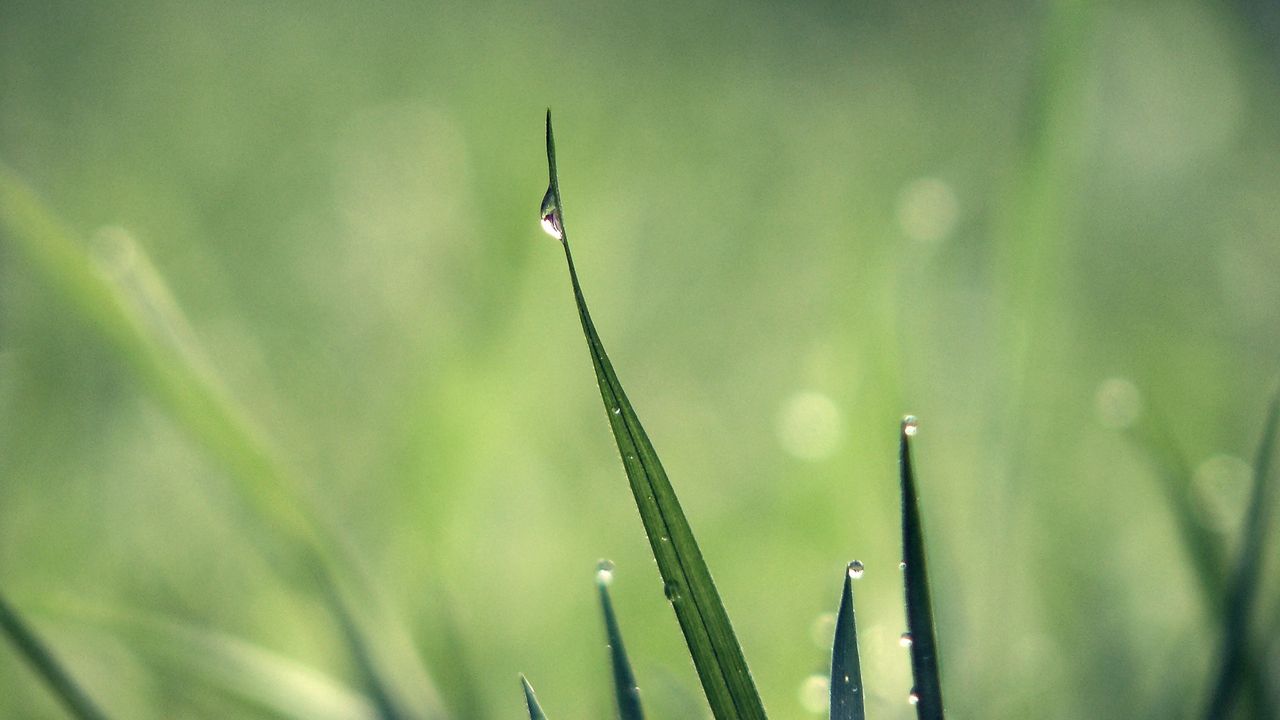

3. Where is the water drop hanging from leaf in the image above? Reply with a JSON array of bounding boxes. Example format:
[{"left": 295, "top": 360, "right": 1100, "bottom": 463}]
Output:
[{"left": 540, "top": 185, "right": 563, "bottom": 240}]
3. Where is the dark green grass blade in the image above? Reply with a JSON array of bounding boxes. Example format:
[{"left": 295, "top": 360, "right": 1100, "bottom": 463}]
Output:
[
  {"left": 597, "top": 563, "right": 644, "bottom": 720},
  {"left": 829, "top": 566, "right": 865, "bottom": 720},
  {"left": 543, "top": 111, "right": 766, "bottom": 720},
  {"left": 899, "top": 418, "right": 944, "bottom": 720},
  {"left": 0, "top": 592, "right": 109, "bottom": 720},
  {"left": 1202, "top": 387, "right": 1280, "bottom": 720},
  {"left": 519, "top": 675, "right": 549, "bottom": 720}
]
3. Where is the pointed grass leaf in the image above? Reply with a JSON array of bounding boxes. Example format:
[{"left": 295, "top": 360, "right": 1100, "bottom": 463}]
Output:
[
  {"left": 1202, "top": 386, "right": 1280, "bottom": 720},
  {"left": 542, "top": 111, "right": 766, "bottom": 720},
  {"left": 520, "top": 675, "right": 549, "bottom": 720},
  {"left": 596, "top": 561, "right": 645, "bottom": 720},
  {"left": 829, "top": 566, "right": 865, "bottom": 720},
  {"left": 899, "top": 417, "right": 944, "bottom": 720},
  {"left": 0, "top": 592, "right": 109, "bottom": 720}
]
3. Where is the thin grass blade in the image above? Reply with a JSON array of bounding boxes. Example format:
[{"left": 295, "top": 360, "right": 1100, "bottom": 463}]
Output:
[
  {"left": 596, "top": 562, "right": 644, "bottom": 720},
  {"left": 519, "top": 675, "right": 549, "bottom": 720},
  {"left": 0, "top": 592, "right": 109, "bottom": 720},
  {"left": 899, "top": 417, "right": 944, "bottom": 720},
  {"left": 542, "top": 110, "right": 766, "bottom": 720},
  {"left": 829, "top": 565, "right": 865, "bottom": 720},
  {"left": 1202, "top": 386, "right": 1280, "bottom": 720}
]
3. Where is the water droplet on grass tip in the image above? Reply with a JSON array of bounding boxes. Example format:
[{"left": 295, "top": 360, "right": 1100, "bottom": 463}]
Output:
[
  {"left": 902, "top": 415, "right": 919, "bottom": 436},
  {"left": 539, "top": 185, "right": 563, "bottom": 240},
  {"left": 596, "top": 559, "right": 615, "bottom": 585},
  {"left": 847, "top": 560, "right": 865, "bottom": 579},
  {"left": 663, "top": 582, "right": 681, "bottom": 602},
  {"left": 900, "top": 632, "right": 914, "bottom": 647},
  {"left": 899, "top": 561, "right": 907, "bottom": 570},
  {"left": 908, "top": 691, "right": 920, "bottom": 705}
]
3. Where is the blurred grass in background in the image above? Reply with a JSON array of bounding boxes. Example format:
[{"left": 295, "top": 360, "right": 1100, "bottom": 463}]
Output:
[{"left": 2, "top": 0, "right": 1280, "bottom": 718}]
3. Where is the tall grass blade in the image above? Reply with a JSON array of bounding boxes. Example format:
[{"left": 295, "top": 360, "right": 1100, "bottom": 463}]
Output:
[
  {"left": 899, "top": 417, "right": 944, "bottom": 720},
  {"left": 1202, "top": 387, "right": 1280, "bottom": 720},
  {"left": 519, "top": 675, "right": 549, "bottom": 720},
  {"left": 542, "top": 110, "right": 767, "bottom": 720},
  {"left": 596, "top": 562, "right": 644, "bottom": 720},
  {"left": 0, "top": 592, "right": 109, "bottom": 720},
  {"left": 829, "top": 565, "right": 865, "bottom": 720}
]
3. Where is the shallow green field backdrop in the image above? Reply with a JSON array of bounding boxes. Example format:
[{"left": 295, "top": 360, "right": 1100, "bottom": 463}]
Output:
[{"left": 3, "top": 1, "right": 1280, "bottom": 718}]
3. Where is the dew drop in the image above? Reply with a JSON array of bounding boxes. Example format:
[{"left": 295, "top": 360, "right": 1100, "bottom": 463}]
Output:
[
  {"left": 908, "top": 690, "right": 920, "bottom": 705},
  {"left": 902, "top": 415, "right": 919, "bottom": 437},
  {"left": 899, "top": 561, "right": 907, "bottom": 571},
  {"left": 900, "top": 632, "right": 914, "bottom": 647},
  {"left": 612, "top": 407, "right": 622, "bottom": 415},
  {"left": 663, "top": 582, "right": 681, "bottom": 603},
  {"left": 846, "top": 560, "right": 865, "bottom": 580},
  {"left": 596, "top": 559, "right": 616, "bottom": 585},
  {"left": 539, "top": 185, "right": 563, "bottom": 240}
]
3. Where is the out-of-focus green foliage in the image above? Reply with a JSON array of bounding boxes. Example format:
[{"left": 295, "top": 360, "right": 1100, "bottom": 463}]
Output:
[{"left": 2, "top": 1, "right": 1280, "bottom": 718}]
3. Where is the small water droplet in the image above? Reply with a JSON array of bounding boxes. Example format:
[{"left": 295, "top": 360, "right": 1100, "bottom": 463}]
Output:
[
  {"left": 899, "top": 561, "right": 907, "bottom": 571},
  {"left": 612, "top": 407, "right": 621, "bottom": 415},
  {"left": 846, "top": 560, "right": 865, "bottom": 579},
  {"left": 596, "top": 559, "right": 615, "bottom": 585},
  {"left": 663, "top": 582, "right": 681, "bottom": 602},
  {"left": 908, "top": 690, "right": 920, "bottom": 706},
  {"left": 539, "top": 186, "right": 563, "bottom": 240},
  {"left": 902, "top": 415, "right": 919, "bottom": 436},
  {"left": 900, "top": 632, "right": 914, "bottom": 647}
]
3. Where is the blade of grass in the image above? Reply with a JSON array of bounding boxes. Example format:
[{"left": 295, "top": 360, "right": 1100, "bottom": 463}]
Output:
[
  {"left": 899, "top": 417, "right": 944, "bottom": 719},
  {"left": 1202, "top": 386, "right": 1280, "bottom": 720},
  {"left": 0, "top": 591, "right": 109, "bottom": 720},
  {"left": 542, "top": 110, "right": 767, "bottom": 720},
  {"left": 829, "top": 565, "right": 865, "bottom": 720},
  {"left": 0, "top": 165, "right": 444, "bottom": 719},
  {"left": 519, "top": 675, "right": 549, "bottom": 720},
  {"left": 596, "top": 562, "right": 644, "bottom": 720}
]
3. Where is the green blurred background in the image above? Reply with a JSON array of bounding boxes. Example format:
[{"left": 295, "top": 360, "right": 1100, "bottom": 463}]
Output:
[{"left": 3, "top": 0, "right": 1280, "bottom": 718}]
